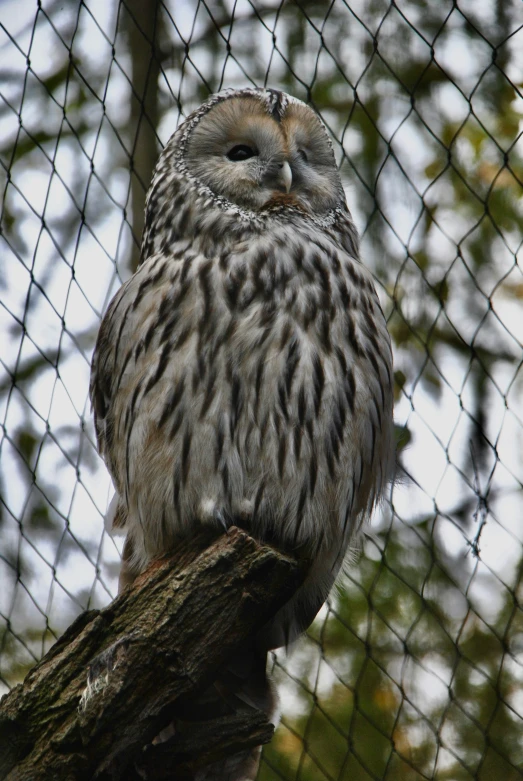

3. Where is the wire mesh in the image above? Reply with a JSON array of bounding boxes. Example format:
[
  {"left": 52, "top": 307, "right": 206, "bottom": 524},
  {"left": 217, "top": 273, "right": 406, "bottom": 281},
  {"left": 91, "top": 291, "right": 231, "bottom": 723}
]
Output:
[{"left": 1, "top": 1, "right": 522, "bottom": 779}]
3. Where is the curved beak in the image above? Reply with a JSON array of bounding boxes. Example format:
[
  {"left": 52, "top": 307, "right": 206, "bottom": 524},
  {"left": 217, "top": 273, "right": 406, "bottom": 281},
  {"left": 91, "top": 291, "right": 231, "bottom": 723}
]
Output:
[
  {"left": 278, "top": 161, "right": 293, "bottom": 193},
  {"left": 264, "top": 160, "right": 293, "bottom": 194}
]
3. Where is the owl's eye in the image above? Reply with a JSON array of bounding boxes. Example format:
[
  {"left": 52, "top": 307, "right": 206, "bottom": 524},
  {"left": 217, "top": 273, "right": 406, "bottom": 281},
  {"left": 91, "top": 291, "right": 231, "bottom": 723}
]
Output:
[
  {"left": 298, "top": 149, "right": 308, "bottom": 163},
  {"left": 226, "top": 144, "right": 257, "bottom": 162}
]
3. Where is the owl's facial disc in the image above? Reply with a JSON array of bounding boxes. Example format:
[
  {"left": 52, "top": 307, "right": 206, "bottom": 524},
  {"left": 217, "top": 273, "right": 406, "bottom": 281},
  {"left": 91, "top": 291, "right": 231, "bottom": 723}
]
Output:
[{"left": 184, "top": 94, "right": 343, "bottom": 214}]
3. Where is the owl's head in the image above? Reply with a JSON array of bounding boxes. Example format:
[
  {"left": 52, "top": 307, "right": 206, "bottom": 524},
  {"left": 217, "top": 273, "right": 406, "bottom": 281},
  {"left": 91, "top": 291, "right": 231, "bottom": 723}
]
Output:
[{"left": 176, "top": 88, "right": 345, "bottom": 217}]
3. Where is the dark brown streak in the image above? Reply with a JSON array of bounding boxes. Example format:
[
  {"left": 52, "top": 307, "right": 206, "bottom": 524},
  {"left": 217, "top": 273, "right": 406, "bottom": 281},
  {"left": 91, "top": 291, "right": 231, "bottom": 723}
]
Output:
[
  {"left": 192, "top": 355, "right": 207, "bottom": 394},
  {"left": 325, "top": 434, "right": 336, "bottom": 480},
  {"left": 169, "top": 408, "right": 184, "bottom": 441},
  {"left": 297, "top": 481, "right": 308, "bottom": 522},
  {"left": 369, "top": 420, "right": 377, "bottom": 467},
  {"left": 345, "top": 313, "right": 364, "bottom": 357},
  {"left": 225, "top": 274, "right": 243, "bottom": 311},
  {"left": 172, "top": 470, "right": 181, "bottom": 521},
  {"left": 293, "top": 426, "right": 303, "bottom": 461},
  {"left": 181, "top": 428, "right": 192, "bottom": 485},
  {"left": 335, "top": 346, "right": 347, "bottom": 374},
  {"left": 371, "top": 395, "right": 382, "bottom": 428},
  {"left": 303, "top": 297, "right": 318, "bottom": 330},
  {"left": 306, "top": 420, "right": 314, "bottom": 442},
  {"left": 309, "top": 452, "right": 318, "bottom": 498},
  {"left": 356, "top": 454, "right": 364, "bottom": 491},
  {"left": 313, "top": 253, "right": 331, "bottom": 298},
  {"left": 230, "top": 375, "right": 243, "bottom": 436},
  {"left": 292, "top": 482, "right": 309, "bottom": 546},
  {"left": 170, "top": 280, "right": 191, "bottom": 312},
  {"left": 279, "top": 321, "right": 292, "bottom": 350},
  {"left": 317, "top": 311, "right": 332, "bottom": 354},
  {"left": 337, "top": 394, "right": 347, "bottom": 434},
  {"left": 124, "top": 386, "right": 141, "bottom": 501},
  {"left": 198, "top": 260, "right": 213, "bottom": 312},
  {"left": 132, "top": 262, "right": 166, "bottom": 311},
  {"left": 278, "top": 380, "right": 289, "bottom": 421},
  {"left": 366, "top": 348, "right": 381, "bottom": 381},
  {"left": 332, "top": 400, "right": 345, "bottom": 448},
  {"left": 218, "top": 250, "right": 230, "bottom": 271},
  {"left": 284, "top": 336, "right": 301, "bottom": 395},
  {"left": 252, "top": 251, "right": 268, "bottom": 296},
  {"left": 221, "top": 462, "right": 230, "bottom": 499},
  {"left": 338, "top": 279, "right": 351, "bottom": 309},
  {"left": 143, "top": 341, "right": 170, "bottom": 397},
  {"left": 259, "top": 412, "right": 269, "bottom": 444},
  {"left": 215, "top": 415, "right": 226, "bottom": 469},
  {"left": 176, "top": 206, "right": 191, "bottom": 245},
  {"left": 345, "top": 262, "right": 360, "bottom": 288},
  {"left": 297, "top": 385, "right": 307, "bottom": 427},
  {"left": 180, "top": 253, "right": 193, "bottom": 284},
  {"left": 200, "top": 366, "right": 217, "bottom": 419},
  {"left": 159, "top": 378, "right": 185, "bottom": 428},
  {"left": 115, "top": 348, "right": 133, "bottom": 396},
  {"left": 174, "top": 323, "right": 192, "bottom": 351},
  {"left": 345, "top": 366, "right": 356, "bottom": 413},
  {"left": 330, "top": 422, "right": 341, "bottom": 462},
  {"left": 160, "top": 311, "right": 181, "bottom": 346},
  {"left": 342, "top": 492, "right": 354, "bottom": 535},
  {"left": 254, "top": 359, "right": 266, "bottom": 422},
  {"left": 312, "top": 353, "right": 325, "bottom": 416},
  {"left": 143, "top": 318, "right": 158, "bottom": 353},
  {"left": 278, "top": 436, "right": 287, "bottom": 479},
  {"left": 112, "top": 302, "right": 134, "bottom": 366},
  {"left": 293, "top": 244, "right": 304, "bottom": 270},
  {"left": 129, "top": 378, "right": 144, "bottom": 418},
  {"left": 253, "top": 481, "right": 265, "bottom": 520},
  {"left": 259, "top": 301, "right": 277, "bottom": 328}
]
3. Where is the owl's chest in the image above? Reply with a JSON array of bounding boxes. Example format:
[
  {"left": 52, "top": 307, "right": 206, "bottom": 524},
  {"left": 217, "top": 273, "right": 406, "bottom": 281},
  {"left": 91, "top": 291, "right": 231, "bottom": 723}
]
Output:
[
  {"left": 184, "top": 248, "right": 372, "bottom": 427},
  {"left": 107, "top": 243, "right": 391, "bottom": 528},
  {"left": 115, "top": 240, "right": 387, "bottom": 440},
  {"left": 209, "top": 237, "right": 369, "bottom": 371}
]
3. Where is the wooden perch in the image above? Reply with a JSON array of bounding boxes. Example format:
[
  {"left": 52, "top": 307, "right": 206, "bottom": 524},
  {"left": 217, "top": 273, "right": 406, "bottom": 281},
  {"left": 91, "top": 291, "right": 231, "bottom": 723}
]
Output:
[{"left": 0, "top": 528, "right": 304, "bottom": 780}]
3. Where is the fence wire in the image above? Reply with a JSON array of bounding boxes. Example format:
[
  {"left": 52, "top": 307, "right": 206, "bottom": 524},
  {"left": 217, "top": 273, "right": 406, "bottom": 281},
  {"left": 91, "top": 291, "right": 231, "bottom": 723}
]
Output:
[{"left": 1, "top": 1, "right": 522, "bottom": 779}]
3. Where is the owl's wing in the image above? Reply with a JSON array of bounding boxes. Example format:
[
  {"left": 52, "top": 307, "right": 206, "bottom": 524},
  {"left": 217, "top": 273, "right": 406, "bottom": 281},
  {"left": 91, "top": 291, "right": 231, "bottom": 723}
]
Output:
[
  {"left": 90, "top": 283, "right": 129, "bottom": 464},
  {"left": 90, "top": 271, "right": 148, "bottom": 536}
]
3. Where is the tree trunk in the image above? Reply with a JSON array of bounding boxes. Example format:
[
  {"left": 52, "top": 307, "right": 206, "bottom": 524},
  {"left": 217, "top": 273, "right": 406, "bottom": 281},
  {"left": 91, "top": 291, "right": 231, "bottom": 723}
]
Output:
[
  {"left": 123, "top": 0, "right": 162, "bottom": 272},
  {"left": 0, "top": 528, "right": 304, "bottom": 780}
]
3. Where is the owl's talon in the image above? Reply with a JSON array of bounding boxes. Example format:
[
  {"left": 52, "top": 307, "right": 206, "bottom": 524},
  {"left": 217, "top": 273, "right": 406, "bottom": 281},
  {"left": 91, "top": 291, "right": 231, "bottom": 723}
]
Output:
[{"left": 215, "top": 511, "right": 229, "bottom": 534}]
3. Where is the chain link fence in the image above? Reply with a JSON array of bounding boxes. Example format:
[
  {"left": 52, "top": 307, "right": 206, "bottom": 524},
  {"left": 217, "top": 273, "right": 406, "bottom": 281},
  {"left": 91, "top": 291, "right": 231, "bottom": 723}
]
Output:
[{"left": 1, "top": 1, "right": 522, "bottom": 778}]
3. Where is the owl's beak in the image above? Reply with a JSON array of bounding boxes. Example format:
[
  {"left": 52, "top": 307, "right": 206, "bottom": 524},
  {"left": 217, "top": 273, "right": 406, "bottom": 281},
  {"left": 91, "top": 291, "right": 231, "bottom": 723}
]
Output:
[
  {"left": 265, "top": 160, "right": 293, "bottom": 194},
  {"left": 262, "top": 158, "right": 292, "bottom": 193},
  {"left": 278, "top": 161, "right": 293, "bottom": 193}
]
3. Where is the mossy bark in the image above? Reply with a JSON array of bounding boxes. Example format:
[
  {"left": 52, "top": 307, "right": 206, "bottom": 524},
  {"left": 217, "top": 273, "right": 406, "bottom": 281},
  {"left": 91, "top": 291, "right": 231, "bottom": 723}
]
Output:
[{"left": 0, "top": 528, "right": 302, "bottom": 780}]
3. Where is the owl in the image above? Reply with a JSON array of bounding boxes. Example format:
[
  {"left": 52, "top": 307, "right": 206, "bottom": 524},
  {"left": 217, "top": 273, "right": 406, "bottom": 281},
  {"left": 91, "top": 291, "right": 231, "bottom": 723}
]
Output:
[{"left": 90, "top": 87, "right": 394, "bottom": 779}]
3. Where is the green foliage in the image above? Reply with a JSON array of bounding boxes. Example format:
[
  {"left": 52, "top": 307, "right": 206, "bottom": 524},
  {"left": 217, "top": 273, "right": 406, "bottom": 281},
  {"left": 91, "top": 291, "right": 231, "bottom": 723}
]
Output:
[{"left": 261, "top": 520, "right": 523, "bottom": 780}]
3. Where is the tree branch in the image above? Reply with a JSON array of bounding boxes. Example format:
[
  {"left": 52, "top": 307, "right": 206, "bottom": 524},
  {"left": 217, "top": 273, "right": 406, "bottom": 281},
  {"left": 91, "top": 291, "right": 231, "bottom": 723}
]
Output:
[{"left": 0, "top": 528, "right": 304, "bottom": 780}]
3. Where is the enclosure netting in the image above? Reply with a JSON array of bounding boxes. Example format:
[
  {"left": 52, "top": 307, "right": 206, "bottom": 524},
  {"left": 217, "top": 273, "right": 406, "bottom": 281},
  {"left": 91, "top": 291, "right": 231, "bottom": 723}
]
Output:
[{"left": 1, "top": 1, "right": 522, "bottom": 779}]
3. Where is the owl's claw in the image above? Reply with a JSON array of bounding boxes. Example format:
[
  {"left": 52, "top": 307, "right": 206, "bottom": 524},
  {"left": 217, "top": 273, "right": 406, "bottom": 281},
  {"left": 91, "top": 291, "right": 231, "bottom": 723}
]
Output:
[{"left": 215, "top": 510, "right": 230, "bottom": 534}]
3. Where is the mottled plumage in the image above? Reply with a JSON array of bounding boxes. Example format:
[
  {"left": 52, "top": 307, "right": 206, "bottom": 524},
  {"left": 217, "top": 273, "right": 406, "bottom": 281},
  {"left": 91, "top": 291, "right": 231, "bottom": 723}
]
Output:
[{"left": 90, "top": 87, "right": 394, "bottom": 779}]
